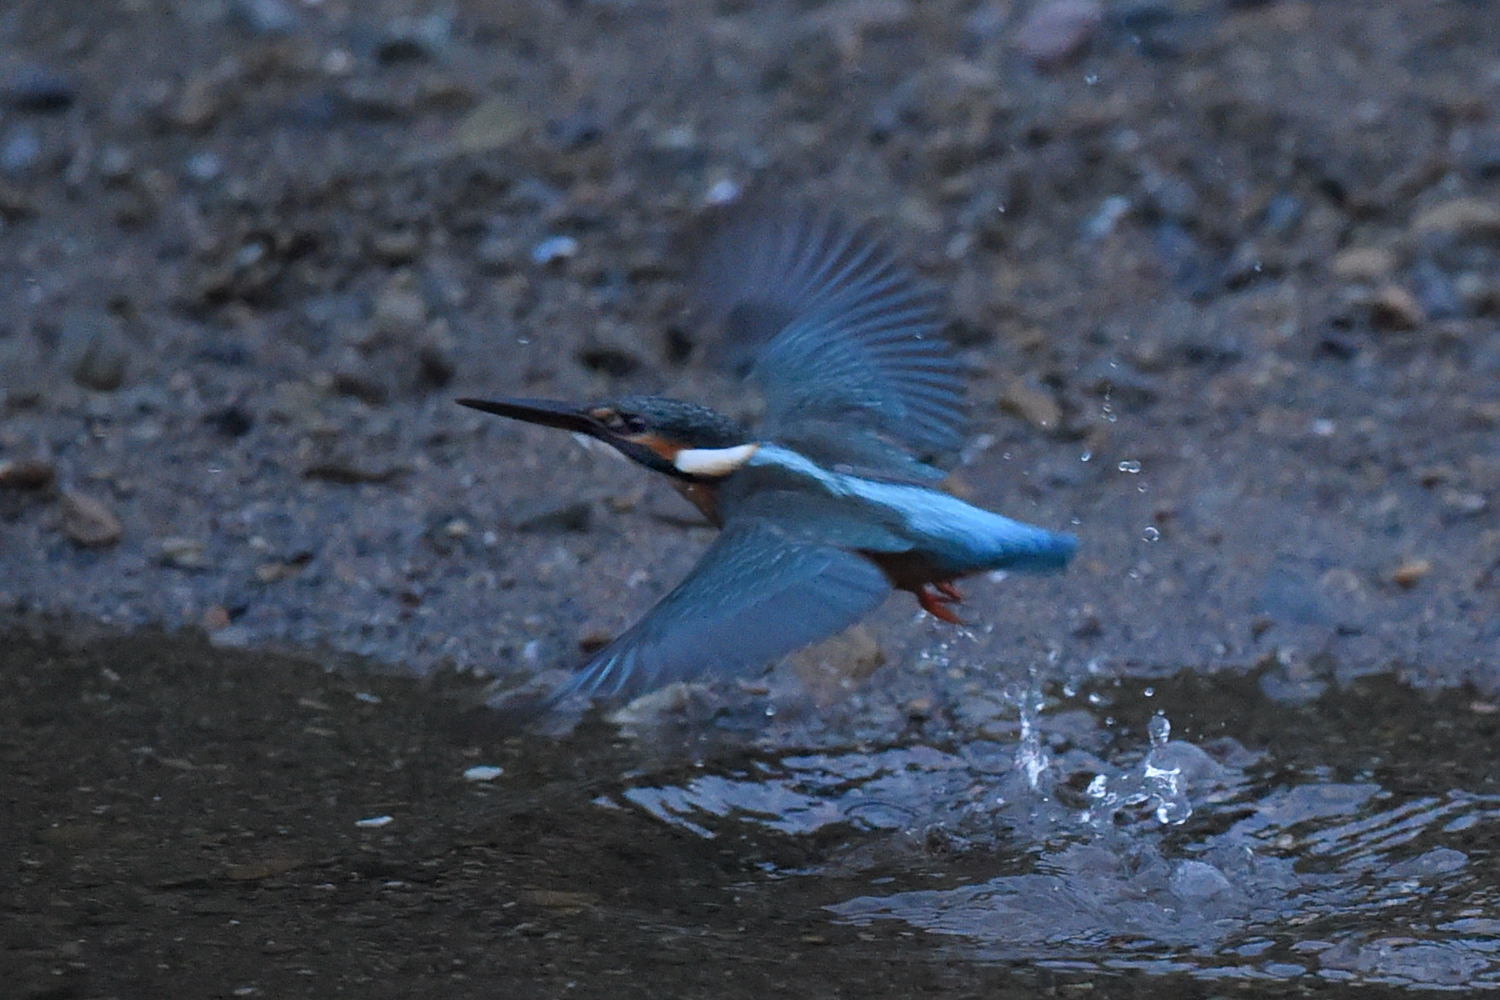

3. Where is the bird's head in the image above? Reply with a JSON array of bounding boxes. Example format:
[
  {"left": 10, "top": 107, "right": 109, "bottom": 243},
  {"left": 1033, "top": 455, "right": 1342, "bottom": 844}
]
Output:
[{"left": 458, "top": 394, "right": 757, "bottom": 481}]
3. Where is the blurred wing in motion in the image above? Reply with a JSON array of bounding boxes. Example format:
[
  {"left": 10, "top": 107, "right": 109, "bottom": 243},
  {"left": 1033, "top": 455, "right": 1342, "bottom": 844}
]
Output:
[
  {"left": 696, "top": 206, "right": 967, "bottom": 481},
  {"left": 547, "top": 518, "right": 891, "bottom": 705}
]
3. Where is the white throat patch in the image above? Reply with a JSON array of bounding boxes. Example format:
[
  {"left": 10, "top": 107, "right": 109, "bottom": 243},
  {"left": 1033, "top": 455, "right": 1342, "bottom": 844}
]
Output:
[{"left": 673, "top": 443, "right": 760, "bottom": 477}]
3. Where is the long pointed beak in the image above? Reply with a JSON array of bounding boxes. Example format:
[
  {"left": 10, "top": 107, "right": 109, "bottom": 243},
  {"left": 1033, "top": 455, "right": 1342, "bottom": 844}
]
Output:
[{"left": 456, "top": 397, "right": 604, "bottom": 437}]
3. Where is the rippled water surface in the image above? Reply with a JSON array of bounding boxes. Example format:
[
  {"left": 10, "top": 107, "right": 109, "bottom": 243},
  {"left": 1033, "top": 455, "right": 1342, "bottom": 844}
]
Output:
[
  {"left": 612, "top": 671, "right": 1500, "bottom": 992},
  {"left": 5, "top": 629, "right": 1497, "bottom": 997}
]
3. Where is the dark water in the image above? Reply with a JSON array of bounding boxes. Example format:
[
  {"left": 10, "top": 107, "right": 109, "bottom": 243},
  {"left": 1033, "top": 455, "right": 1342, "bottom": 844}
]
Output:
[{"left": 4, "top": 627, "right": 1497, "bottom": 997}]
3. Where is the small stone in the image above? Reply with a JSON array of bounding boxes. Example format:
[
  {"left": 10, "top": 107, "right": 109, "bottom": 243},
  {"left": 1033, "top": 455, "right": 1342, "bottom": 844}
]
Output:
[
  {"left": 255, "top": 562, "right": 291, "bottom": 583},
  {"left": 1391, "top": 559, "right": 1432, "bottom": 589},
  {"left": 0, "top": 459, "right": 55, "bottom": 490},
  {"left": 60, "top": 490, "right": 123, "bottom": 547},
  {"left": 371, "top": 274, "right": 428, "bottom": 337},
  {"left": 201, "top": 605, "right": 232, "bottom": 631},
  {"left": 377, "top": 13, "right": 453, "bottom": 64},
  {"left": 330, "top": 368, "right": 389, "bottom": 405},
  {"left": 1015, "top": 0, "right": 1103, "bottom": 69},
  {"left": 1, "top": 126, "right": 42, "bottom": 175},
  {"left": 475, "top": 234, "right": 519, "bottom": 271},
  {"left": 369, "top": 229, "right": 421, "bottom": 265},
  {"left": 158, "top": 536, "right": 209, "bottom": 570},
  {"left": 416, "top": 322, "right": 456, "bottom": 387},
  {"left": 171, "top": 77, "right": 224, "bottom": 132},
  {"left": 204, "top": 405, "right": 254, "bottom": 437},
  {"left": 1412, "top": 198, "right": 1500, "bottom": 239},
  {"left": 1330, "top": 246, "right": 1397, "bottom": 283},
  {"left": 704, "top": 177, "right": 742, "bottom": 206},
  {"left": 62, "top": 314, "right": 129, "bottom": 392},
  {"left": 1369, "top": 285, "right": 1424, "bottom": 330},
  {"left": 4, "top": 66, "right": 76, "bottom": 113},
  {"left": 514, "top": 499, "right": 592, "bottom": 534},
  {"left": 97, "top": 145, "right": 134, "bottom": 184},
  {"left": 531, "top": 235, "right": 579, "bottom": 265},
  {"left": 575, "top": 343, "right": 640, "bottom": 377},
  {"left": 1440, "top": 489, "right": 1488, "bottom": 519},
  {"left": 229, "top": 0, "right": 299, "bottom": 35},
  {"left": 999, "top": 376, "right": 1062, "bottom": 432},
  {"left": 302, "top": 460, "right": 403, "bottom": 484},
  {"left": 452, "top": 95, "right": 527, "bottom": 154}
]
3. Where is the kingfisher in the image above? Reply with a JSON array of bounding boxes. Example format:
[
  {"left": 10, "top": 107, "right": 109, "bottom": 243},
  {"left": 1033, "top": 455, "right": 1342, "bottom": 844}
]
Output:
[{"left": 459, "top": 206, "right": 1076, "bottom": 708}]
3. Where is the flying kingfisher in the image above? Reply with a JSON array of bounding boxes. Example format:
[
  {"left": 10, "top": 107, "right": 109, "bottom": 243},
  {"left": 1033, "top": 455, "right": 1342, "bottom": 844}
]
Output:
[{"left": 459, "top": 206, "right": 1076, "bottom": 708}]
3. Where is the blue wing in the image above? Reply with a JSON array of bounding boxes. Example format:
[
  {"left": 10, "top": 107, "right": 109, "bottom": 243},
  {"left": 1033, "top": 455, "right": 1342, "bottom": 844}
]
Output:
[
  {"left": 696, "top": 206, "right": 967, "bottom": 481},
  {"left": 547, "top": 518, "right": 892, "bottom": 705}
]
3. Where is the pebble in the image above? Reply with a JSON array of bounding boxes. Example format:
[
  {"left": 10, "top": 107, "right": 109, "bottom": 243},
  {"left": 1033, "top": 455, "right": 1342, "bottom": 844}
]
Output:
[
  {"left": 1440, "top": 489, "right": 1488, "bottom": 519},
  {"left": 1412, "top": 198, "right": 1500, "bottom": 240},
  {"left": 171, "top": 76, "right": 224, "bottom": 132},
  {"left": 3, "top": 66, "right": 76, "bottom": 113},
  {"left": 1, "top": 126, "right": 42, "bottom": 175},
  {"left": 531, "top": 235, "right": 579, "bottom": 265},
  {"left": 1391, "top": 558, "right": 1432, "bottom": 589},
  {"left": 452, "top": 95, "right": 527, "bottom": 154},
  {"left": 575, "top": 343, "right": 641, "bottom": 378},
  {"left": 1408, "top": 259, "right": 1464, "bottom": 320},
  {"left": 229, "top": 0, "right": 299, "bottom": 35},
  {"left": 303, "top": 460, "right": 403, "bottom": 484},
  {"left": 63, "top": 314, "right": 129, "bottom": 392},
  {"left": 0, "top": 459, "right": 55, "bottom": 491},
  {"left": 376, "top": 13, "right": 454, "bottom": 64},
  {"left": 998, "top": 376, "right": 1062, "bottom": 432},
  {"left": 514, "top": 499, "right": 593, "bottom": 534},
  {"left": 1330, "top": 246, "right": 1397, "bottom": 283},
  {"left": 1369, "top": 285, "right": 1425, "bottom": 331},
  {"left": 371, "top": 274, "right": 428, "bottom": 338},
  {"left": 1015, "top": 0, "right": 1103, "bottom": 69},
  {"left": 201, "top": 605, "right": 232, "bottom": 630},
  {"left": 158, "top": 537, "right": 210, "bottom": 570},
  {"left": 369, "top": 229, "right": 421, "bottom": 265},
  {"left": 60, "top": 491, "right": 123, "bottom": 547}
]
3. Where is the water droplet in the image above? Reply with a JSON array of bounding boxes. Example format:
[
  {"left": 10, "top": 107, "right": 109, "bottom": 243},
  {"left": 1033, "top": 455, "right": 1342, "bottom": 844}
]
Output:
[
  {"left": 1080, "top": 450, "right": 1093, "bottom": 463},
  {"left": 1148, "top": 712, "right": 1171, "bottom": 746},
  {"left": 1118, "top": 459, "right": 1142, "bottom": 474},
  {"left": 1142, "top": 525, "right": 1161, "bottom": 542},
  {"left": 1085, "top": 73, "right": 1100, "bottom": 85}
]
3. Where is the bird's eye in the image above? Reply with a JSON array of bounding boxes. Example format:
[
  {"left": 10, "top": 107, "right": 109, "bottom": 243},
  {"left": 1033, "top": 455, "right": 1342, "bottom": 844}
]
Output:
[{"left": 592, "top": 407, "right": 646, "bottom": 435}]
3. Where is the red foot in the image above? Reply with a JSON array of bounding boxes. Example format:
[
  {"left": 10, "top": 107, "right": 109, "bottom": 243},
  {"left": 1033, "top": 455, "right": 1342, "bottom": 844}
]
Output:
[{"left": 916, "top": 581, "right": 965, "bottom": 625}]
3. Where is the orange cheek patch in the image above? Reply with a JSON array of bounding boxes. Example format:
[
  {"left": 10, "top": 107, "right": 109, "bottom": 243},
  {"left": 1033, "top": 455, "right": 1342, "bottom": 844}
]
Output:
[{"left": 629, "top": 433, "right": 681, "bottom": 463}]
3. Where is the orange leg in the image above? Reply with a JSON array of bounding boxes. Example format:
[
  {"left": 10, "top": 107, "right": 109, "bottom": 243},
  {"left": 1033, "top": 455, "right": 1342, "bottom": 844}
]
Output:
[{"left": 915, "top": 581, "right": 965, "bottom": 625}]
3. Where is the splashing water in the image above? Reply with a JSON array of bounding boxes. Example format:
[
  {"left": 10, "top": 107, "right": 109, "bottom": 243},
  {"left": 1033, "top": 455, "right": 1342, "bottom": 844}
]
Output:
[
  {"left": 1142, "top": 712, "right": 1193, "bottom": 825},
  {"left": 601, "top": 672, "right": 1500, "bottom": 991}
]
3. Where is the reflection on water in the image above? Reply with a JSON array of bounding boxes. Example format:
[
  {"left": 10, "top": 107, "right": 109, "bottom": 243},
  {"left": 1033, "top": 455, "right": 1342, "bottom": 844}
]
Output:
[{"left": 607, "top": 672, "right": 1500, "bottom": 992}]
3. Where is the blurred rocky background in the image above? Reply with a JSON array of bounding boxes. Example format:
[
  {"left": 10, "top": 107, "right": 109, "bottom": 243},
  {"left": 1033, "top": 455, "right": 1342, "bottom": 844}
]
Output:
[{"left": 2, "top": 0, "right": 1497, "bottom": 695}]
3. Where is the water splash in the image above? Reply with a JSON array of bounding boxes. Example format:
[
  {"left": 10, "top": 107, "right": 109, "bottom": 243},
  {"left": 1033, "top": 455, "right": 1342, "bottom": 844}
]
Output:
[
  {"left": 1142, "top": 712, "right": 1193, "bottom": 825},
  {"left": 600, "top": 674, "right": 1500, "bottom": 991}
]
